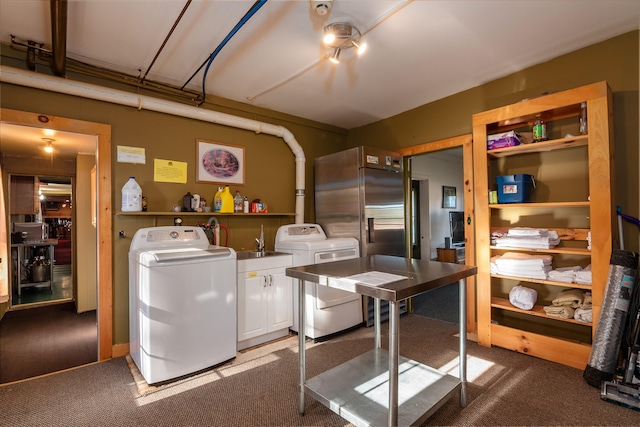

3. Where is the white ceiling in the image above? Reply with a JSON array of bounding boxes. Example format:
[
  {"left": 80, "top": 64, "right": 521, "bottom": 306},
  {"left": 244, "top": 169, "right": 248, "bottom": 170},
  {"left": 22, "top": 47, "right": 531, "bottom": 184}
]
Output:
[
  {"left": 0, "top": 123, "right": 97, "bottom": 161},
  {"left": 0, "top": 0, "right": 639, "bottom": 159}
]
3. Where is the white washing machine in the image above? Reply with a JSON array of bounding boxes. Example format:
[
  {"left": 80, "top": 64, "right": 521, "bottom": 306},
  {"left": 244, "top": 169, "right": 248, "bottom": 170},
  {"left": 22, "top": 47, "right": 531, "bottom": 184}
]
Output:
[
  {"left": 129, "top": 226, "right": 237, "bottom": 384},
  {"left": 275, "top": 223, "right": 361, "bottom": 340}
]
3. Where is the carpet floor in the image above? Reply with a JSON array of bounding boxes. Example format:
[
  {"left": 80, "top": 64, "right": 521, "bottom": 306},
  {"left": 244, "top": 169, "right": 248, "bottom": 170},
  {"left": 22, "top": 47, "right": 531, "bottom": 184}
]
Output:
[
  {"left": 0, "top": 314, "right": 637, "bottom": 426},
  {"left": 0, "top": 302, "right": 97, "bottom": 383},
  {"left": 412, "top": 281, "right": 459, "bottom": 324}
]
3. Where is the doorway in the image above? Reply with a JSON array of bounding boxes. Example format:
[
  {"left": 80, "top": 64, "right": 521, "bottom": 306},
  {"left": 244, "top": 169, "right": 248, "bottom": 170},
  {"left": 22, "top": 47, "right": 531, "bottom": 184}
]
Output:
[
  {"left": 9, "top": 175, "right": 74, "bottom": 307},
  {"left": 0, "top": 108, "right": 113, "bottom": 368},
  {"left": 398, "top": 134, "right": 476, "bottom": 333}
]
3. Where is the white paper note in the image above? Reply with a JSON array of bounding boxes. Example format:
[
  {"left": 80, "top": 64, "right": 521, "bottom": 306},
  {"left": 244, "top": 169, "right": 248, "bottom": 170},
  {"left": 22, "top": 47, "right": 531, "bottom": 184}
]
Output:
[{"left": 341, "top": 271, "right": 407, "bottom": 287}]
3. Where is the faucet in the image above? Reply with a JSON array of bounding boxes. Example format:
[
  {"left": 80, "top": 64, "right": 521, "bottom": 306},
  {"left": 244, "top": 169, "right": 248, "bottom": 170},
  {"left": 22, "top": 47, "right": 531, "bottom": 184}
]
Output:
[
  {"left": 255, "top": 224, "right": 265, "bottom": 253},
  {"left": 207, "top": 217, "right": 220, "bottom": 246}
]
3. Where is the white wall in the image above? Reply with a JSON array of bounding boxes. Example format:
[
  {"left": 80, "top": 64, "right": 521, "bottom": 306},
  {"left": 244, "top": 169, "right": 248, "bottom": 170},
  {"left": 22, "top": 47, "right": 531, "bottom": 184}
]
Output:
[{"left": 411, "top": 148, "right": 464, "bottom": 260}]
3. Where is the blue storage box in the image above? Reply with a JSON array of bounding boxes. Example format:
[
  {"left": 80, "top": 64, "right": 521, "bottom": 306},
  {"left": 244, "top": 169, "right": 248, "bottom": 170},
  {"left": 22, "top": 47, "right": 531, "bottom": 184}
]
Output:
[{"left": 496, "top": 174, "right": 535, "bottom": 203}]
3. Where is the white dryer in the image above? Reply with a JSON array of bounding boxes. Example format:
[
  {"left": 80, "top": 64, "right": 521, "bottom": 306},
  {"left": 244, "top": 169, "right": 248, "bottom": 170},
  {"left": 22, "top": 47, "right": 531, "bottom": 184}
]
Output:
[{"left": 275, "top": 223, "right": 361, "bottom": 340}]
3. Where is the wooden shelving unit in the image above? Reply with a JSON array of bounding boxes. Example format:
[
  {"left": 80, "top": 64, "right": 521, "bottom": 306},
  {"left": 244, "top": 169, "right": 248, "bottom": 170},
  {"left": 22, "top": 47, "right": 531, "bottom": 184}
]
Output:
[{"left": 472, "top": 81, "right": 614, "bottom": 369}]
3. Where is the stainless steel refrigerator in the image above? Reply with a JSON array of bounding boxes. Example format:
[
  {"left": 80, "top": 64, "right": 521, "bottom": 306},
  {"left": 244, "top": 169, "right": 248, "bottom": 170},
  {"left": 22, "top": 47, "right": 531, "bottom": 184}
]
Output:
[{"left": 315, "top": 146, "right": 406, "bottom": 326}]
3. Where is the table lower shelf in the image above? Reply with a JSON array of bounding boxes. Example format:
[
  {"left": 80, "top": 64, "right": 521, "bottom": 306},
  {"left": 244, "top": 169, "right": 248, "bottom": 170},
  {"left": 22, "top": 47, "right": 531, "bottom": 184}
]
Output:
[{"left": 304, "top": 348, "right": 461, "bottom": 427}]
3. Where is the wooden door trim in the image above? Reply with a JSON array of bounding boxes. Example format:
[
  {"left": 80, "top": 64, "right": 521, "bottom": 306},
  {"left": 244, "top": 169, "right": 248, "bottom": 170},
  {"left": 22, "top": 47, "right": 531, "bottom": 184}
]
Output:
[
  {"left": 1, "top": 108, "right": 113, "bottom": 360},
  {"left": 398, "top": 134, "right": 477, "bottom": 335}
]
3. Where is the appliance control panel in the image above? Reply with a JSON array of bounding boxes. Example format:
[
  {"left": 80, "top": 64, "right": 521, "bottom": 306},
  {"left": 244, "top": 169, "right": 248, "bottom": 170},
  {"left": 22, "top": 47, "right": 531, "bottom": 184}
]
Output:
[
  {"left": 145, "top": 228, "right": 201, "bottom": 242},
  {"left": 275, "top": 223, "right": 327, "bottom": 242},
  {"left": 130, "top": 226, "right": 209, "bottom": 251}
]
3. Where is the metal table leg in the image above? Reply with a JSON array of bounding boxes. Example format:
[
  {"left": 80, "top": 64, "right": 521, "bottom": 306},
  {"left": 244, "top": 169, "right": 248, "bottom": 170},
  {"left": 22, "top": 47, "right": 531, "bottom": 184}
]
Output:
[
  {"left": 298, "top": 278, "right": 306, "bottom": 415},
  {"left": 388, "top": 300, "right": 399, "bottom": 426},
  {"left": 374, "top": 297, "right": 381, "bottom": 348},
  {"left": 459, "top": 278, "right": 467, "bottom": 407}
]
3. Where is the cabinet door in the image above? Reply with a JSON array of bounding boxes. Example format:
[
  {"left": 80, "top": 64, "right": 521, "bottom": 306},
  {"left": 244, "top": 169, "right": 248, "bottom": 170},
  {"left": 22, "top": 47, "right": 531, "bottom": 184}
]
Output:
[
  {"left": 10, "top": 175, "right": 37, "bottom": 214},
  {"left": 237, "top": 272, "right": 268, "bottom": 341},
  {"left": 267, "top": 267, "right": 293, "bottom": 332}
]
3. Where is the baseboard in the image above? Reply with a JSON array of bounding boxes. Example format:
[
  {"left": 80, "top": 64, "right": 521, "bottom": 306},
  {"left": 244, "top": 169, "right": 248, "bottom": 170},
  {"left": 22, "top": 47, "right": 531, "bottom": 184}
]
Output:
[{"left": 112, "top": 343, "right": 130, "bottom": 358}]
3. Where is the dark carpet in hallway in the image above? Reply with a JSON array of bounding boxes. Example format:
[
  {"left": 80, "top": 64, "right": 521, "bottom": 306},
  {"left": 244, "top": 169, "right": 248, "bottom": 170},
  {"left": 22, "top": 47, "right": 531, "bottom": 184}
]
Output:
[
  {"left": 412, "top": 281, "right": 459, "bottom": 324},
  {"left": 0, "top": 302, "right": 97, "bottom": 383}
]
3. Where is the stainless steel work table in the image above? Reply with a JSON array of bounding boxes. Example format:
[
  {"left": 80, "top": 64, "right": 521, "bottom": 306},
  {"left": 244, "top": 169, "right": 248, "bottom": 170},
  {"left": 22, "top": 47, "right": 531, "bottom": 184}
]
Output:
[{"left": 286, "top": 255, "right": 477, "bottom": 427}]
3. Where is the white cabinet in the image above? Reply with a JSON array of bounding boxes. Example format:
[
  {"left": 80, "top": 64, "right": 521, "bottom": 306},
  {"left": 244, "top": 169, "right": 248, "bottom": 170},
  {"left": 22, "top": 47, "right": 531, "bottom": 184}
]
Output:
[{"left": 237, "top": 254, "right": 293, "bottom": 350}]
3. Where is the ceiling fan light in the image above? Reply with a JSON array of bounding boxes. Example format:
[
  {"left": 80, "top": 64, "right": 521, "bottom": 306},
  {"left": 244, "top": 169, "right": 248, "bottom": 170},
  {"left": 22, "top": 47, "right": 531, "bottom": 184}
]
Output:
[{"left": 329, "top": 48, "right": 340, "bottom": 64}]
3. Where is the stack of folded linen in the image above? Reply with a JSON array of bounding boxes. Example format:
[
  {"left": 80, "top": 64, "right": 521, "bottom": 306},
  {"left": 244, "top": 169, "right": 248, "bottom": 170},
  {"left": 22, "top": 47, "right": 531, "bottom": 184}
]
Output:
[
  {"left": 574, "top": 291, "right": 592, "bottom": 323},
  {"left": 574, "top": 264, "right": 592, "bottom": 285},
  {"left": 490, "top": 252, "right": 553, "bottom": 279},
  {"left": 543, "top": 305, "right": 575, "bottom": 319},
  {"left": 547, "top": 266, "right": 584, "bottom": 283},
  {"left": 493, "top": 227, "right": 560, "bottom": 249},
  {"left": 551, "top": 288, "right": 584, "bottom": 308},
  {"left": 543, "top": 289, "right": 593, "bottom": 322}
]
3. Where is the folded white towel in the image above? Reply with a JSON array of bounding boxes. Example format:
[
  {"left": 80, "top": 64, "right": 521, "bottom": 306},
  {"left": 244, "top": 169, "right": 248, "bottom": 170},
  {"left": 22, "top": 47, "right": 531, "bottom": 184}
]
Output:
[
  {"left": 507, "top": 227, "right": 547, "bottom": 236},
  {"left": 574, "top": 307, "right": 592, "bottom": 323},
  {"left": 494, "top": 229, "right": 560, "bottom": 249},
  {"left": 574, "top": 269, "right": 592, "bottom": 285},
  {"left": 490, "top": 252, "right": 552, "bottom": 279},
  {"left": 509, "top": 286, "right": 538, "bottom": 310},
  {"left": 555, "top": 266, "right": 584, "bottom": 272}
]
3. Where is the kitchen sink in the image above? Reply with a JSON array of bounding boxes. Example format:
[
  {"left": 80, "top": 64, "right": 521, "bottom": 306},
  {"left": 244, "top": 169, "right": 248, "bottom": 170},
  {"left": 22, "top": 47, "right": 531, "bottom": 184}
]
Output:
[{"left": 237, "top": 250, "right": 287, "bottom": 260}]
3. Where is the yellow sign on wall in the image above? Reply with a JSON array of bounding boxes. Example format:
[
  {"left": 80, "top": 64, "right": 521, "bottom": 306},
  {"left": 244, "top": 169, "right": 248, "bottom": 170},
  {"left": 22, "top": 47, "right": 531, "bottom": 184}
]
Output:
[{"left": 154, "top": 159, "right": 187, "bottom": 184}]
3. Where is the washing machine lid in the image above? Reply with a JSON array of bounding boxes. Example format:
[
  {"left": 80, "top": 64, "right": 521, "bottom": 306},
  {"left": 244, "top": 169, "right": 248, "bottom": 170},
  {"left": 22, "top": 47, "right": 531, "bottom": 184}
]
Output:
[{"left": 138, "top": 247, "right": 235, "bottom": 266}]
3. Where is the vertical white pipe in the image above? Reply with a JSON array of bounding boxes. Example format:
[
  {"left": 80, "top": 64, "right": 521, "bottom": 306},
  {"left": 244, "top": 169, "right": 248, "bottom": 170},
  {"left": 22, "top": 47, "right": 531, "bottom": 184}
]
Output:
[{"left": 0, "top": 65, "right": 306, "bottom": 223}]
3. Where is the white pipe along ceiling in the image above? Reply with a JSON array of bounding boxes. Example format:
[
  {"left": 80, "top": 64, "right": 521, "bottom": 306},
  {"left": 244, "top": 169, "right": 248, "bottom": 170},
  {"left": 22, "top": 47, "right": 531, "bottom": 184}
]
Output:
[{"left": 0, "top": 64, "right": 307, "bottom": 224}]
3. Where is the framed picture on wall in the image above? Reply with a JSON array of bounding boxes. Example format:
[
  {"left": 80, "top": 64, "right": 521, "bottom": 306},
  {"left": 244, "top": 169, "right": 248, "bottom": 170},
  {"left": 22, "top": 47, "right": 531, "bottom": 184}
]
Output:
[
  {"left": 442, "top": 185, "right": 457, "bottom": 209},
  {"left": 196, "top": 140, "right": 245, "bottom": 185}
]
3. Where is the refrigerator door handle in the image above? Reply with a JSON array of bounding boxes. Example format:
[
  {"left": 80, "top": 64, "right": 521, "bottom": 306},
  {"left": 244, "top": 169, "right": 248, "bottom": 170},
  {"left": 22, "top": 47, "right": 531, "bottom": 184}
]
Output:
[{"left": 367, "top": 217, "right": 375, "bottom": 243}]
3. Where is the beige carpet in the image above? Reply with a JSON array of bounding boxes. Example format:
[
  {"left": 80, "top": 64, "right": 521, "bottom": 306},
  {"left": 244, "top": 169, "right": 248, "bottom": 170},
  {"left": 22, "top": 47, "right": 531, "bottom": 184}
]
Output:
[
  {"left": 1, "top": 314, "right": 638, "bottom": 426},
  {"left": 126, "top": 333, "right": 311, "bottom": 396}
]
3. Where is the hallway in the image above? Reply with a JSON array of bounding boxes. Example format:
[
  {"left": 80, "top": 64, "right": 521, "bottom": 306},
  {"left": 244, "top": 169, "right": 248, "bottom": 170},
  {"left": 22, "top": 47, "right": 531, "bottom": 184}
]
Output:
[
  {"left": 11, "top": 264, "right": 73, "bottom": 306},
  {"left": 0, "top": 299, "right": 97, "bottom": 384}
]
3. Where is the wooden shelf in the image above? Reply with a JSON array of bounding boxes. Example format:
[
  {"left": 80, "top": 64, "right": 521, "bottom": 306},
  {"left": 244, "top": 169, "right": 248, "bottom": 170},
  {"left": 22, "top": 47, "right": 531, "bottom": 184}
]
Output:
[
  {"left": 490, "top": 274, "right": 593, "bottom": 290},
  {"left": 489, "top": 201, "right": 590, "bottom": 209},
  {"left": 487, "top": 135, "right": 588, "bottom": 158},
  {"left": 117, "top": 211, "right": 295, "bottom": 216},
  {"left": 490, "top": 323, "right": 592, "bottom": 370},
  {"left": 491, "top": 297, "right": 592, "bottom": 326}
]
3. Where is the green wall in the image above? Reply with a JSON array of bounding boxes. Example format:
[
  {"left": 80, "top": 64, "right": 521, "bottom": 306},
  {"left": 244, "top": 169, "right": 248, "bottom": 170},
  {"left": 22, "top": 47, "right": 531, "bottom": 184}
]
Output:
[
  {"left": 0, "top": 51, "right": 349, "bottom": 342},
  {"left": 1, "top": 30, "right": 638, "bottom": 346},
  {"left": 348, "top": 30, "right": 639, "bottom": 253}
]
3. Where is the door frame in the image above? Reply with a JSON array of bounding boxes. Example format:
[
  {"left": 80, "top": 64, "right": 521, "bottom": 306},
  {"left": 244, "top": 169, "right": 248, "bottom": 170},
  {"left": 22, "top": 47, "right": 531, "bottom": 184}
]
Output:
[
  {"left": 398, "top": 134, "right": 476, "bottom": 335},
  {"left": 1, "top": 108, "right": 113, "bottom": 360}
]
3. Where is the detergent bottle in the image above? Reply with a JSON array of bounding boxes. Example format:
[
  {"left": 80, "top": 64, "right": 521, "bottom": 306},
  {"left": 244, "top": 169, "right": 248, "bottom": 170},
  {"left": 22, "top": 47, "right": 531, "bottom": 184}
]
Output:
[
  {"left": 213, "top": 186, "right": 223, "bottom": 212},
  {"left": 121, "top": 176, "right": 142, "bottom": 212},
  {"left": 220, "top": 185, "right": 234, "bottom": 213},
  {"left": 234, "top": 190, "right": 243, "bottom": 213}
]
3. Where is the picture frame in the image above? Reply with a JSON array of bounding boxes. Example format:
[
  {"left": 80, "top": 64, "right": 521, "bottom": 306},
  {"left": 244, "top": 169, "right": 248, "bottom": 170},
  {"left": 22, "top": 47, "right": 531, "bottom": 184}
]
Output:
[
  {"left": 196, "top": 140, "right": 245, "bottom": 185},
  {"left": 442, "top": 185, "right": 457, "bottom": 209}
]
